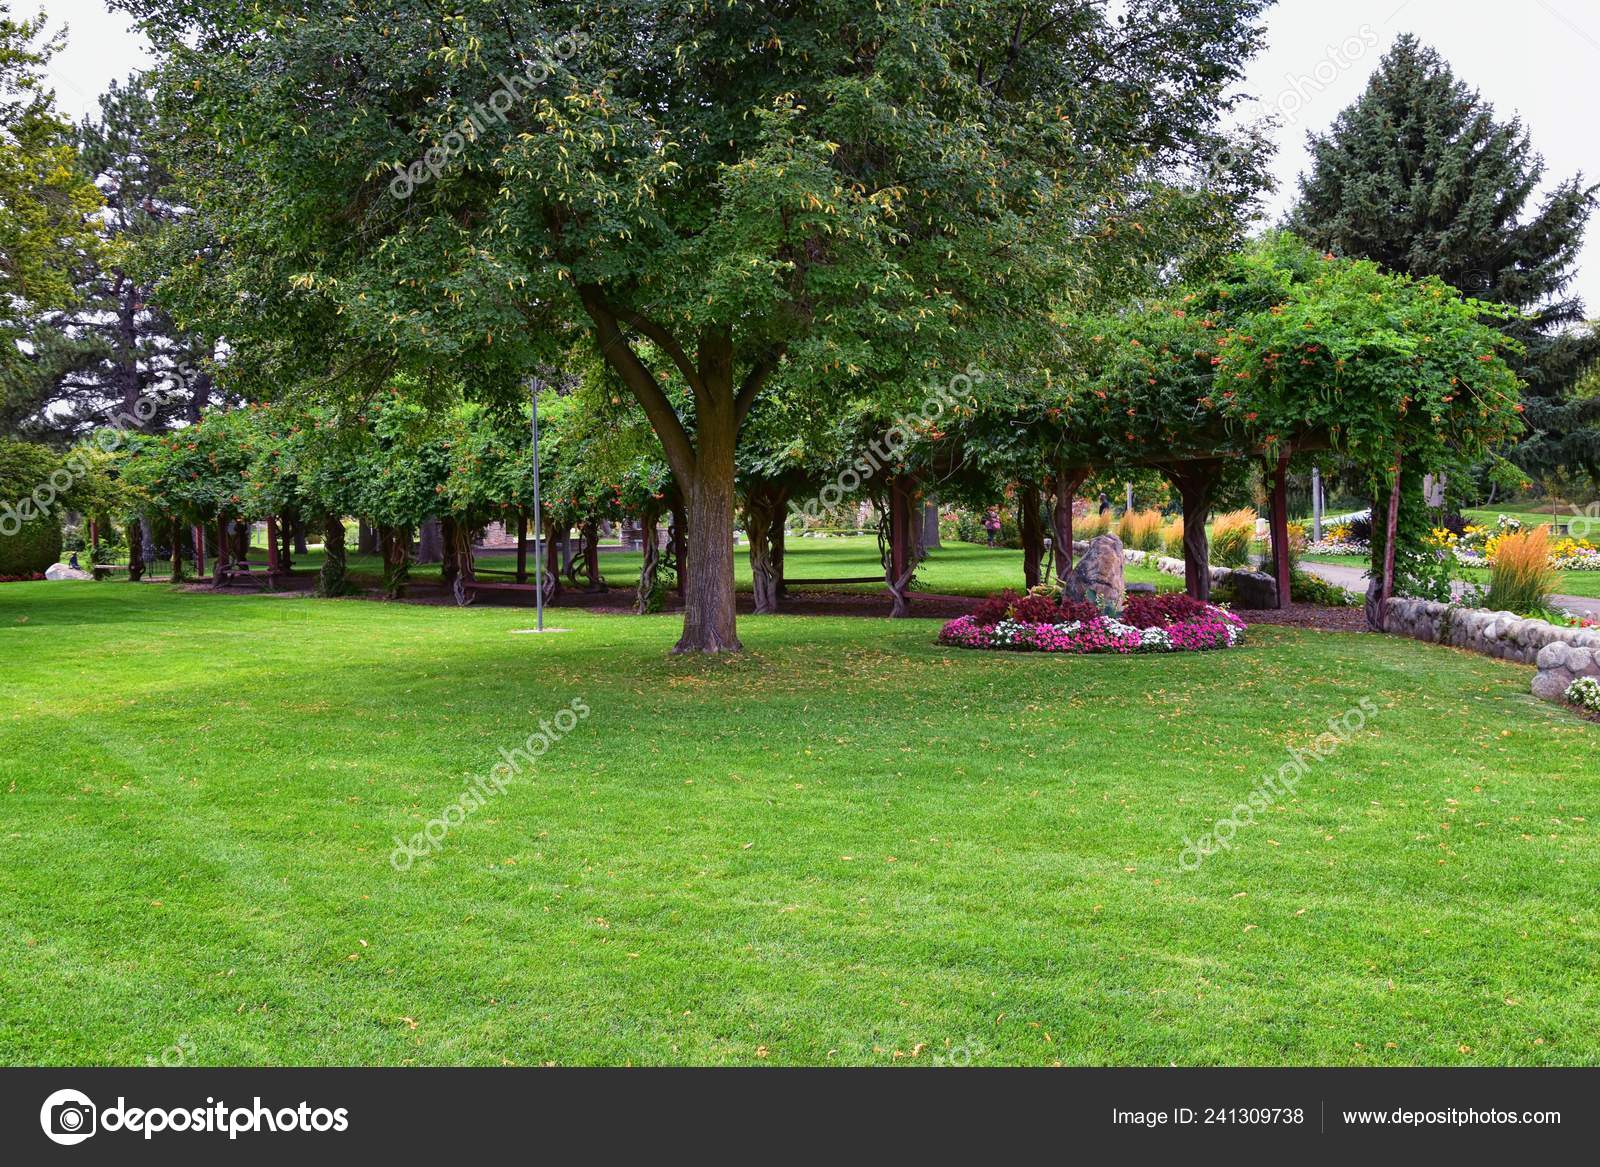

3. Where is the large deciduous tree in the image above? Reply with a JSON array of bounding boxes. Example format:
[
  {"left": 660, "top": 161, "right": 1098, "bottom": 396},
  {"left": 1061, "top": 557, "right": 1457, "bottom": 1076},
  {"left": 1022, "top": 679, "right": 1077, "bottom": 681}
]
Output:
[{"left": 123, "top": 0, "right": 1268, "bottom": 650}]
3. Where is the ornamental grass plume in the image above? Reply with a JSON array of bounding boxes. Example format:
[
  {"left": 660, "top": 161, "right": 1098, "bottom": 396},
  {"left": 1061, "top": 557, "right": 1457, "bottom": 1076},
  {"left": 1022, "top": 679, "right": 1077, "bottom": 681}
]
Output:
[
  {"left": 1079, "top": 511, "right": 1112, "bottom": 540},
  {"left": 1121, "top": 508, "right": 1166, "bottom": 552},
  {"left": 1486, "top": 525, "right": 1559, "bottom": 614},
  {"left": 1161, "top": 517, "right": 1185, "bottom": 558},
  {"left": 1210, "top": 508, "right": 1257, "bottom": 568}
]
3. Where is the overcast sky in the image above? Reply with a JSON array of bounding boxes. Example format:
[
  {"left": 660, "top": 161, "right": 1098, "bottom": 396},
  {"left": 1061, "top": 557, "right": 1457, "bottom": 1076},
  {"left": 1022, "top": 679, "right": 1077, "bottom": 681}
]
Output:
[{"left": 38, "top": 0, "right": 1600, "bottom": 314}]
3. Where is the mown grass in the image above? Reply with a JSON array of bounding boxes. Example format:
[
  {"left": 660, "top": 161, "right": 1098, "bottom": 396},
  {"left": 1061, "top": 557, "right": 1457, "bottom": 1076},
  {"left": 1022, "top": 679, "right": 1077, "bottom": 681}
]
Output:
[
  {"left": 275, "top": 533, "right": 1183, "bottom": 599},
  {"left": 1, "top": 582, "right": 1597, "bottom": 1066}
]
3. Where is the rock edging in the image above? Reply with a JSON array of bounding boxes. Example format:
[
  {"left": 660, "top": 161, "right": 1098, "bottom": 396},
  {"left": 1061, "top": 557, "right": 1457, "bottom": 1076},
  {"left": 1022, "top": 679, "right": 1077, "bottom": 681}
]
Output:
[{"left": 1381, "top": 596, "right": 1600, "bottom": 702}]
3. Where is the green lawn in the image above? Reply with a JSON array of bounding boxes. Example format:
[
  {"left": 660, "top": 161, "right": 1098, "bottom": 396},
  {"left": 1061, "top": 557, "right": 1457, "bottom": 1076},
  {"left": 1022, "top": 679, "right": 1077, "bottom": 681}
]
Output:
[
  {"left": 275, "top": 533, "right": 1183, "bottom": 599},
  {"left": 2, "top": 582, "right": 1596, "bottom": 1066}
]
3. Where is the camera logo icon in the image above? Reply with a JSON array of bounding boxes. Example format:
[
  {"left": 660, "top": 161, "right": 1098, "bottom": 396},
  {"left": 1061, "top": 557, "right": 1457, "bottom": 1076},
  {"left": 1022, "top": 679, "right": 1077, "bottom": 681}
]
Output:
[{"left": 40, "top": 1089, "right": 97, "bottom": 1146}]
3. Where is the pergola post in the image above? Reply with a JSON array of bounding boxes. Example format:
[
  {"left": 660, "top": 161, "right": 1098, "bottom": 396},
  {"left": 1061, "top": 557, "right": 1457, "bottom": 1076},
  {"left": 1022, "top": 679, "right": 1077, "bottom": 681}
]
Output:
[
  {"left": 1161, "top": 459, "right": 1225, "bottom": 602},
  {"left": 887, "top": 474, "right": 915, "bottom": 618},
  {"left": 1053, "top": 463, "right": 1090, "bottom": 587},
  {"left": 266, "top": 516, "right": 281, "bottom": 574},
  {"left": 1269, "top": 450, "right": 1292, "bottom": 609},
  {"left": 1376, "top": 450, "right": 1403, "bottom": 631},
  {"left": 1019, "top": 480, "right": 1043, "bottom": 589}
]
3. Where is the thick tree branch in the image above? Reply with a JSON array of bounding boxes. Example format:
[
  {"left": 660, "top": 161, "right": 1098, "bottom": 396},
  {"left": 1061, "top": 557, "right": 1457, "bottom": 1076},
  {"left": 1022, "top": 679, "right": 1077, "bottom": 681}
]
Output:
[
  {"left": 734, "top": 345, "right": 784, "bottom": 431},
  {"left": 578, "top": 286, "right": 697, "bottom": 481}
]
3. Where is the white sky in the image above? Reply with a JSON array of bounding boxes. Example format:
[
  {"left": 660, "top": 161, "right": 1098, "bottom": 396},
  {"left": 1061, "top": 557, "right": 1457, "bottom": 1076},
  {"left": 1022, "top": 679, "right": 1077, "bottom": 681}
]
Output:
[{"left": 37, "top": 0, "right": 1600, "bottom": 313}]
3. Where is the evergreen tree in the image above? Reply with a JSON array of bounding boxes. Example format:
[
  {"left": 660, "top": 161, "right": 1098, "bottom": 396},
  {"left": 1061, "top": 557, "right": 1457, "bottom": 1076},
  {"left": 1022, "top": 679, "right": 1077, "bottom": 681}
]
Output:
[
  {"left": 1289, "top": 33, "right": 1600, "bottom": 486},
  {"left": 4, "top": 73, "right": 217, "bottom": 441}
]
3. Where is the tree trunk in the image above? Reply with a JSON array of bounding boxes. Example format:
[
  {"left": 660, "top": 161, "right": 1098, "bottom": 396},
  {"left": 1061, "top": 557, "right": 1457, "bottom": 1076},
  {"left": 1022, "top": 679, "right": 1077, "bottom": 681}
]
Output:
[
  {"left": 292, "top": 516, "right": 309, "bottom": 556},
  {"left": 1019, "top": 481, "right": 1043, "bottom": 590},
  {"left": 1053, "top": 464, "right": 1089, "bottom": 587},
  {"left": 169, "top": 517, "right": 184, "bottom": 581},
  {"left": 318, "top": 512, "right": 349, "bottom": 596},
  {"left": 126, "top": 519, "right": 145, "bottom": 582},
  {"left": 358, "top": 519, "right": 378, "bottom": 555},
  {"left": 675, "top": 396, "right": 740, "bottom": 652}
]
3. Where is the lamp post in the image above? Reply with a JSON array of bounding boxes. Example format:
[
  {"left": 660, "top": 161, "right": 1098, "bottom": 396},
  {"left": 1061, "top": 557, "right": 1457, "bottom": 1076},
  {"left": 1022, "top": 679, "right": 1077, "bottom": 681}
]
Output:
[{"left": 530, "top": 376, "right": 544, "bottom": 632}]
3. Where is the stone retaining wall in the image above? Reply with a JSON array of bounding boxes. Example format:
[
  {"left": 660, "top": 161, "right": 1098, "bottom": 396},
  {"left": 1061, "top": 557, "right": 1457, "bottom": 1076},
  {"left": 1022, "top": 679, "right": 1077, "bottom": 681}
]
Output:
[{"left": 1382, "top": 597, "right": 1600, "bottom": 701}]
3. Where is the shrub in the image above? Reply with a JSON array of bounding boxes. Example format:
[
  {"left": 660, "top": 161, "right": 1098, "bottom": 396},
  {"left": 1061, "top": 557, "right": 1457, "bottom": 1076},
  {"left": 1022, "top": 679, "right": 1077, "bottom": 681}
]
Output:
[
  {"left": 1162, "top": 518, "right": 1184, "bottom": 558},
  {"left": 0, "top": 515, "right": 63, "bottom": 576},
  {"left": 1289, "top": 569, "right": 1358, "bottom": 607},
  {"left": 970, "top": 589, "right": 1021, "bottom": 626},
  {"left": 1123, "top": 593, "right": 1210, "bottom": 628},
  {"left": 1347, "top": 514, "right": 1374, "bottom": 544},
  {"left": 1210, "top": 508, "right": 1257, "bottom": 568},
  {"left": 1011, "top": 593, "right": 1062, "bottom": 623},
  {"left": 1486, "top": 526, "right": 1559, "bottom": 614}
]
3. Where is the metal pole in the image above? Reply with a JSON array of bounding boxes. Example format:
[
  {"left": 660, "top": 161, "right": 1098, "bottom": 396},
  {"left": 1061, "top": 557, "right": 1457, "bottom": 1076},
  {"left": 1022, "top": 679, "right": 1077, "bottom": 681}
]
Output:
[
  {"left": 530, "top": 378, "right": 544, "bottom": 632},
  {"left": 1312, "top": 464, "right": 1323, "bottom": 543}
]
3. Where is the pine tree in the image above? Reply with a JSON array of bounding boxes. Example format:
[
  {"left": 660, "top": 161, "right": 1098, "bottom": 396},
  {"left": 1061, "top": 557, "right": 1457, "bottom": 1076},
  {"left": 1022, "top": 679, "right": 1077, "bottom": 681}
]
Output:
[
  {"left": 5, "top": 74, "right": 216, "bottom": 441},
  {"left": 1289, "top": 34, "right": 1600, "bottom": 486}
]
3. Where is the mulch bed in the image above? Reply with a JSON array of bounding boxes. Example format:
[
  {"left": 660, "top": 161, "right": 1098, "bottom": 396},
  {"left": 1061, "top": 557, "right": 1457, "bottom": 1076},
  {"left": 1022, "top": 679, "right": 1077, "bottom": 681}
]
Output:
[{"left": 1238, "top": 602, "right": 1369, "bottom": 632}]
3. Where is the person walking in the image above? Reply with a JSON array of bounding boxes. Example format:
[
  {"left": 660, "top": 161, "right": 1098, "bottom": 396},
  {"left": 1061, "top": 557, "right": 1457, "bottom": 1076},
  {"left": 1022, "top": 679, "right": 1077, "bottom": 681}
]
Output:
[{"left": 984, "top": 507, "right": 1002, "bottom": 547}]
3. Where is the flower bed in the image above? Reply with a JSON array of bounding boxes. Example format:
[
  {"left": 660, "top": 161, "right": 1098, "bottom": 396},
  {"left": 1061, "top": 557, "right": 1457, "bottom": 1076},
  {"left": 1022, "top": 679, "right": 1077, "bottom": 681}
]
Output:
[{"left": 938, "top": 590, "right": 1246, "bottom": 654}]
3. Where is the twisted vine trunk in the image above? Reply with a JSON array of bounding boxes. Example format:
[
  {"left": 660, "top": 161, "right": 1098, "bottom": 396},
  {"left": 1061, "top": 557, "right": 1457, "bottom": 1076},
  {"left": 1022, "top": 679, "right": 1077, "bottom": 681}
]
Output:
[
  {"left": 743, "top": 485, "right": 784, "bottom": 615},
  {"left": 126, "top": 519, "right": 144, "bottom": 582},
  {"left": 1162, "top": 460, "right": 1225, "bottom": 602},
  {"left": 636, "top": 507, "right": 661, "bottom": 614},
  {"left": 579, "top": 519, "right": 605, "bottom": 592},
  {"left": 380, "top": 524, "right": 409, "bottom": 598},
  {"left": 212, "top": 517, "right": 227, "bottom": 586},
  {"left": 169, "top": 517, "right": 185, "bottom": 582},
  {"left": 544, "top": 517, "right": 563, "bottom": 599},
  {"left": 883, "top": 474, "right": 919, "bottom": 618},
  {"left": 318, "top": 513, "right": 349, "bottom": 596}
]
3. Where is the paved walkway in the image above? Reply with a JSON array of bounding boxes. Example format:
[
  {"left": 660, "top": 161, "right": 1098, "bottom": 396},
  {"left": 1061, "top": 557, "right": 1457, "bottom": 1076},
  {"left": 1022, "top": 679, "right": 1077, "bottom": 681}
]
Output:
[{"left": 1292, "top": 558, "right": 1600, "bottom": 620}]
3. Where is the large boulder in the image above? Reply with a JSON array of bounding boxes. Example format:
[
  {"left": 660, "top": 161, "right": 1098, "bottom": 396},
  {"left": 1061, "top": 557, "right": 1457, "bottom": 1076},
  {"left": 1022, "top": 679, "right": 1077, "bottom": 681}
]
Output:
[
  {"left": 1068, "top": 533, "right": 1125, "bottom": 612},
  {"left": 44, "top": 562, "right": 92, "bottom": 581},
  {"left": 1227, "top": 569, "right": 1279, "bottom": 610}
]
